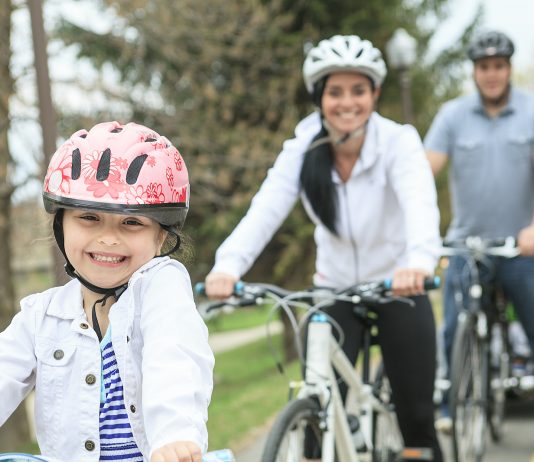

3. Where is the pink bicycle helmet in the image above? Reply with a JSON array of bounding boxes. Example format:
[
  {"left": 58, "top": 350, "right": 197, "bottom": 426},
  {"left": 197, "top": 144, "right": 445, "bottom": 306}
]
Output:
[{"left": 43, "top": 121, "right": 189, "bottom": 231}]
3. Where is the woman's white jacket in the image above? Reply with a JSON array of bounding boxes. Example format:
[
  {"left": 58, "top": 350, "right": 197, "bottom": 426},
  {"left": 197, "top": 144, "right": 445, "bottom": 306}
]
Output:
[
  {"left": 0, "top": 257, "right": 214, "bottom": 461},
  {"left": 212, "top": 111, "right": 440, "bottom": 287}
]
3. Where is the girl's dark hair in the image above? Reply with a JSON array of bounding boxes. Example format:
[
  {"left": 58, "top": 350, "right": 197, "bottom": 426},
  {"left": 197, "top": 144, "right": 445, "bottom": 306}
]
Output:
[{"left": 300, "top": 125, "right": 338, "bottom": 235}]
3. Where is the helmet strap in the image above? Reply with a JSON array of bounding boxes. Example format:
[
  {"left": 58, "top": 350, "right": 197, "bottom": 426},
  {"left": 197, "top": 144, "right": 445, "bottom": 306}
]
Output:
[{"left": 307, "top": 119, "right": 366, "bottom": 151}]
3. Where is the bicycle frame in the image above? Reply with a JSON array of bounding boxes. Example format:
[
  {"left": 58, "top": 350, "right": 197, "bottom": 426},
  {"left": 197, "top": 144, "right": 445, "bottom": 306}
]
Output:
[{"left": 300, "top": 313, "right": 402, "bottom": 462}]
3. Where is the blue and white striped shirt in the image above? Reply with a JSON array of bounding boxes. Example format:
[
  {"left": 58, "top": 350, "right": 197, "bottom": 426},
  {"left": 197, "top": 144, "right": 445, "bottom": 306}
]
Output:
[{"left": 99, "top": 328, "right": 143, "bottom": 461}]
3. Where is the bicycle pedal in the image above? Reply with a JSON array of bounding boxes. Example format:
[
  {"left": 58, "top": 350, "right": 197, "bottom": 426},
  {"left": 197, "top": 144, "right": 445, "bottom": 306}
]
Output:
[{"left": 401, "top": 447, "right": 433, "bottom": 460}]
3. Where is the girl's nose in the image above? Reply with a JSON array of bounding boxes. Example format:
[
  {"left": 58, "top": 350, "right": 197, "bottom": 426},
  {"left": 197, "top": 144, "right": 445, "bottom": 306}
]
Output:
[{"left": 97, "top": 236, "right": 119, "bottom": 246}]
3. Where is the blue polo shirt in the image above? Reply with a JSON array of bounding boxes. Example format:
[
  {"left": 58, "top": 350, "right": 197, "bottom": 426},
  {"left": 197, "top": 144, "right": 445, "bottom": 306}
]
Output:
[{"left": 424, "top": 87, "right": 534, "bottom": 240}]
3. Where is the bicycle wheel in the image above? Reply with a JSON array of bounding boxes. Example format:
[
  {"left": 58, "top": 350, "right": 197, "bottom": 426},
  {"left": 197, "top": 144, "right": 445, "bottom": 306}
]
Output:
[
  {"left": 488, "top": 321, "right": 508, "bottom": 442},
  {"left": 372, "top": 363, "right": 403, "bottom": 462},
  {"left": 261, "top": 397, "right": 324, "bottom": 462},
  {"left": 450, "top": 313, "right": 489, "bottom": 462}
]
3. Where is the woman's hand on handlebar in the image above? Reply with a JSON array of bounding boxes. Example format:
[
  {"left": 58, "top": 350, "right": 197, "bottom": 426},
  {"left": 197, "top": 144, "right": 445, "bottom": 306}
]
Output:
[
  {"left": 392, "top": 268, "right": 431, "bottom": 297},
  {"left": 204, "top": 272, "right": 239, "bottom": 299}
]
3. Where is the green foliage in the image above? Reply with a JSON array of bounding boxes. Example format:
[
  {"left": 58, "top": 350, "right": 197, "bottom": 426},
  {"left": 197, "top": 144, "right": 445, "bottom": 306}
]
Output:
[{"left": 53, "top": 0, "right": 477, "bottom": 286}]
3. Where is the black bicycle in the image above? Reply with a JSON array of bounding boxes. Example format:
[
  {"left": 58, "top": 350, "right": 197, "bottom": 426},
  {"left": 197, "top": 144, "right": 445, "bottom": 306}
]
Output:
[{"left": 442, "top": 237, "right": 523, "bottom": 462}]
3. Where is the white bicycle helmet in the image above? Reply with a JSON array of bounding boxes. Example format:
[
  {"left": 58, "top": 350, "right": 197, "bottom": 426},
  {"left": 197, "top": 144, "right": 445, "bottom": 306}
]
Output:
[{"left": 303, "top": 35, "right": 387, "bottom": 93}]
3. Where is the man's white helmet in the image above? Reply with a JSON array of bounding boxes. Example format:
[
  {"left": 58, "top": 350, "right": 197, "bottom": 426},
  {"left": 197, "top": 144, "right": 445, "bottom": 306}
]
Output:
[{"left": 303, "top": 35, "right": 387, "bottom": 93}]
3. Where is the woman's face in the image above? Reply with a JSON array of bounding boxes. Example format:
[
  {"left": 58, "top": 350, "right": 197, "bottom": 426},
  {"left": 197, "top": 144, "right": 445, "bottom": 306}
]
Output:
[{"left": 321, "top": 72, "right": 379, "bottom": 136}]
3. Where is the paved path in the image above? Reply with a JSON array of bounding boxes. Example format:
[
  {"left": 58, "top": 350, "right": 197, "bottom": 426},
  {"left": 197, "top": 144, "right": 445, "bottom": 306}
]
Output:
[{"left": 208, "top": 322, "right": 282, "bottom": 354}]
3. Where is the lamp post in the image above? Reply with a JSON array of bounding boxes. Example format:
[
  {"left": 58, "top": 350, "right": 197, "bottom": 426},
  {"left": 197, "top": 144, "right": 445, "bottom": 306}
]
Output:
[{"left": 385, "top": 28, "right": 417, "bottom": 124}]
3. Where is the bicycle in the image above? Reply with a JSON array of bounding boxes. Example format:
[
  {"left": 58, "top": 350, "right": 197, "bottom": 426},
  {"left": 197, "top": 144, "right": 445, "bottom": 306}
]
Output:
[
  {"left": 196, "top": 277, "right": 440, "bottom": 462},
  {"left": 0, "top": 449, "right": 235, "bottom": 462},
  {"left": 441, "top": 236, "right": 533, "bottom": 462}
]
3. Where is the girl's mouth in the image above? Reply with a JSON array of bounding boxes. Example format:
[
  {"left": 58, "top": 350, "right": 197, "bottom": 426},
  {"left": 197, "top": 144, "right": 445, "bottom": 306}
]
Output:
[{"left": 90, "top": 253, "right": 126, "bottom": 264}]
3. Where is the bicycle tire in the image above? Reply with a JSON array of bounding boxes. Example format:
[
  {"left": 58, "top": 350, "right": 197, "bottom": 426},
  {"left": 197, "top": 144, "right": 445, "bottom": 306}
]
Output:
[
  {"left": 261, "top": 397, "right": 325, "bottom": 462},
  {"left": 372, "top": 363, "right": 403, "bottom": 462},
  {"left": 487, "top": 321, "right": 508, "bottom": 442},
  {"left": 450, "top": 313, "right": 488, "bottom": 462}
]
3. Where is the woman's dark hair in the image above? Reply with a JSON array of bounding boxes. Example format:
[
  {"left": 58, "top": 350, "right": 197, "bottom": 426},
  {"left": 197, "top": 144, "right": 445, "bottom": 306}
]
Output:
[{"left": 300, "top": 125, "right": 338, "bottom": 235}]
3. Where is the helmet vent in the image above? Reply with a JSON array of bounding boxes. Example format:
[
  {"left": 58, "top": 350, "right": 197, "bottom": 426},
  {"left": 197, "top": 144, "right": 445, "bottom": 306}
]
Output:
[
  {"left": 110, "top": 127, "right": 123, "bottom": 133},
  {"left": 71, "top": 148, "right": 81, "bottom": 180},
  {"left": 126, "top": 154, "right": 148, "bottom": 185},
  {"left": 96, "top": 148, "right": 111, "bottom": 181}
]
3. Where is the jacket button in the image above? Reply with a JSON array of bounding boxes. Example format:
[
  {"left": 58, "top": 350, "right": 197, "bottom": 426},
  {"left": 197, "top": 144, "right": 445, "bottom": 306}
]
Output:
[
  {"left": 130, "top": 404, "right": 136, "bottom": 413},
  {"left": 53, "top": 349, "right": 64, "bottom": 360},
  {"left": 80, "top": 322, "right": 89, "bottom": 329},
  {"left": 85, "top": 374, "right": 97, "bottom": 385},
  {"left": 84, "top": 440, "right": 96, "bottom": 451}
]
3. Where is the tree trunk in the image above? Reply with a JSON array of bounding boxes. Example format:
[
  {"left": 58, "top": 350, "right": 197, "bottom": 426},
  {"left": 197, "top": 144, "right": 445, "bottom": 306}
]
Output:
[
  {"left": 28, "top": 0, "right": 67, "bottom": 285},
  {"left": 0, "top": 0, "right": 32, "bottom": 449}
]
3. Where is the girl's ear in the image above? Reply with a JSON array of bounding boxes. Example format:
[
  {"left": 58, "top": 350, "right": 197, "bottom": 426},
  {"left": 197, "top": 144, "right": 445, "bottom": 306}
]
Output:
[{"left": 157, "top": 229, "right": 168, "bottom": 255}]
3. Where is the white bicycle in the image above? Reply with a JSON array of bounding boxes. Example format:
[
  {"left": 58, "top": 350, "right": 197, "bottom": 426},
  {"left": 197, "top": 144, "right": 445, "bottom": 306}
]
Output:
[{"left": 197, "top": 278, "right": 439, "bottom": 462}]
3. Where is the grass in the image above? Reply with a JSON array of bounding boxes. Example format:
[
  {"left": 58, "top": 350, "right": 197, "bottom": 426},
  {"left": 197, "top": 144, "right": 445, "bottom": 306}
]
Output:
[
  {"left": 207, "top": 334, "right": 300, "bottom": 452},
  {"left": 205, "top": 303, "right": 274, "bottom": 333}
]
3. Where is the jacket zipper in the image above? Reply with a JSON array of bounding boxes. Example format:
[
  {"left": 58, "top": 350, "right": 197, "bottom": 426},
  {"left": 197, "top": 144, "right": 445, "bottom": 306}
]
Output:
[{"left": 341, "top": 184, "right": 359, "bottom": 283}]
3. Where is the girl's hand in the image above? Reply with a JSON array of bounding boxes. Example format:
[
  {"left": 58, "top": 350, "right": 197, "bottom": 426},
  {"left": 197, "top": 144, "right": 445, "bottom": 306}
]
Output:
[
  {"left": 518, "top": 224, "right": 534, "bottom": 256},
  {"left": 391, "top": 268, "right": 430, "bottom": 297},
  {"left": 205, "top": 272, "right": 238, "bottom": 300},
  {"left": 151, "top": 441, "right": 202, "bottom": 462}
]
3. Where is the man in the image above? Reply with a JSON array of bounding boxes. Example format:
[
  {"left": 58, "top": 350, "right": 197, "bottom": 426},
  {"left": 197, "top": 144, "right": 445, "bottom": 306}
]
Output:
[{"left": 424, "top": 30, "right": 534, "bottom": 430}]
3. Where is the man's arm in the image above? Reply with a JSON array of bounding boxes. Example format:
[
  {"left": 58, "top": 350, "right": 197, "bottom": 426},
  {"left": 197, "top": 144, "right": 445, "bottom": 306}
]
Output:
[{"left": 426, "top": 149, "right": 449, "bottom": 176}]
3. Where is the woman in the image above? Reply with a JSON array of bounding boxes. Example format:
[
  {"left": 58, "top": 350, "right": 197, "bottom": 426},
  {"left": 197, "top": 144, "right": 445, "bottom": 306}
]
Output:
[{"left": 205, "top": 35, "right": 442, "bottom": 461}]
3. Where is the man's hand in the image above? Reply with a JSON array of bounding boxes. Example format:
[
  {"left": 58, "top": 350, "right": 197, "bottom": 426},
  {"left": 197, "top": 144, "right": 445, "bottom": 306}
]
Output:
[
  {"left": 205, "top": 272, "right": 238, "bottom": 299},
  {"left": 151, "top": 441, "right": 202, "bottom": 462},
  {"left": 392, "top": 268, "right": 431, "bottom": 297},
  {"left": 518, "top": 224, "right": 534, "bottom": 256}
]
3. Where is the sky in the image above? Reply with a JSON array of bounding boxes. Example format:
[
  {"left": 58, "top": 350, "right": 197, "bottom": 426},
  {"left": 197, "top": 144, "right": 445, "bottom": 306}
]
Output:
[
  {"left": 430, "top": 0, "right": 534, "bottom": 73},
  {"left": 9, "top": 0, "right": 534, "bottom": 201}
]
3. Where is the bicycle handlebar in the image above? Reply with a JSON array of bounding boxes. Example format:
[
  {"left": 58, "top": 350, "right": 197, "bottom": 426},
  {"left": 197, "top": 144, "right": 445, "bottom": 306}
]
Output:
[
  {"left": 195, "top": 276, "right": 440, "bottom": 315},
  {"left": 440, "top": 236, "right": 519, "bottom": 258},
  {"left": 0, "top": 450, "right": 236, "bottom": 462}
]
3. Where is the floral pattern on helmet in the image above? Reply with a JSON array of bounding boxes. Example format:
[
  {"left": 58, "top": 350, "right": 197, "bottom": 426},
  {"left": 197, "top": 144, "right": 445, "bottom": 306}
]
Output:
[{"left": 43, "top": 122, "right": 189, "bottom": 227}]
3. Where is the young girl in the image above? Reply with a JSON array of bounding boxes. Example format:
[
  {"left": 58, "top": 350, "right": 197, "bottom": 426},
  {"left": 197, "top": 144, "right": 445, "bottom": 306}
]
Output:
[{"left": 0, "top": 122, "right": 214, "bottom": 462}]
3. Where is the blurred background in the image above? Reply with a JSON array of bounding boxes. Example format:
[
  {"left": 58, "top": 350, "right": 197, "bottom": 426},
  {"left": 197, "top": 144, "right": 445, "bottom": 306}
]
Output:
[{"left": 2, "top": 0, "right": 534, "bottom": 454}]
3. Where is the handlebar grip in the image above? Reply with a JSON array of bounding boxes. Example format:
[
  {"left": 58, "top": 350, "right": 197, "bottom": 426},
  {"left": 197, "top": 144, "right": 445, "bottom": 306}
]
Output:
[
  {"left": 194, "top": 281, "right": 245, "bottom": 296},
  {"left": 383, "top": 276, "right": 441, "bottom": 291},
  {"left": 194, "top": 282, "right": 206, "bottom": 295}
]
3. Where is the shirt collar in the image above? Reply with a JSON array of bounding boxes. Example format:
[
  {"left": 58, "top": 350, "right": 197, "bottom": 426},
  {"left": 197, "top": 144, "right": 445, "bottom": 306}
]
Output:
[{"left": 472, "top": 86, "right": 517, "bottom": 117}]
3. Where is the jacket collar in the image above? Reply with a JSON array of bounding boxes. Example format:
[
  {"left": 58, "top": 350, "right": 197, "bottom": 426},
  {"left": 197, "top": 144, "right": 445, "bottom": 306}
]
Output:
[
  {"left": 46, "top": 257, "right": 170, "bottom": 320},
  {"left": 332, "top": 112, "right": 381, "bottom": 184}
]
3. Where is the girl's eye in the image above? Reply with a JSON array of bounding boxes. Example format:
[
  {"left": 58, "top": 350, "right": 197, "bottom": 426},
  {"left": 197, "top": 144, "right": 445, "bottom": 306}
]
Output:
[
  {"left": 124, "top": 219, "right": 143, "bottom": 226},
  {"left": 79, "top": 214, "right": 98, "bottom": 221}
]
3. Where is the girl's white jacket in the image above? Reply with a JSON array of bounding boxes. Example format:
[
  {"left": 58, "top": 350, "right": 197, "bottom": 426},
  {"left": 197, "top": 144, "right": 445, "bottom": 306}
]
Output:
[
  {"left": 212, "top": 111, "right": 441, "bottom": 286},
  {"left": 0, "top": 257, "right": 214, "bottom": 461}
]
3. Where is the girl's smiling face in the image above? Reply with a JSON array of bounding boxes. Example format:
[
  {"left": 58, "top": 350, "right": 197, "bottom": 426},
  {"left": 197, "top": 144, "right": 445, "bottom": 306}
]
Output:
[
  {"left": 321, "top": 72, "right": 380, "bottom": 137},
  {"left": 62, "top": 209, "right": 166, "bottom": 290}
]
